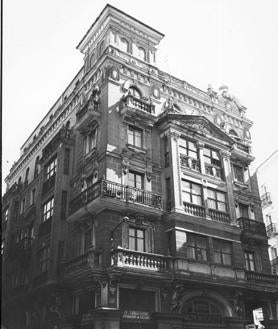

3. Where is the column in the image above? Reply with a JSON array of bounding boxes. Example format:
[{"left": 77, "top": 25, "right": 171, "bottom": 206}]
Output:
[
  {"left": 220, "top": 151, "right": 237, "bottom": 225},
  {"left": 168, "top": 129, "right": 183, "bottom": 212}
]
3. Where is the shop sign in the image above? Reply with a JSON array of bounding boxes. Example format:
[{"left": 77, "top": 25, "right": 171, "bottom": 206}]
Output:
[{"left": 122, "top": 310, "right": 150, "bottom": 320}]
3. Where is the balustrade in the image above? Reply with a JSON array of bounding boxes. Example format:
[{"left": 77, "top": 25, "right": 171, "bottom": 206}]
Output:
[
  {"left": 184, "top": 201, "right": 205, "bottom": 217},
  {"left": 237, "top": 217, "right": 266, "bottom": 236},
  {"left": 266, "top": 223, "right": 277, "bottom": 237},
  {"left": 112, "top": 247, "right": 170, "bottom": 271},
  {"left": 125, "top": 95, "right": 155, "bottom": 114},
  {"left": 208, "top": 209, "right": 230, "bottom": 223},
  {"left": 245, "top": 271, "right": 278, "bottom": 286}
]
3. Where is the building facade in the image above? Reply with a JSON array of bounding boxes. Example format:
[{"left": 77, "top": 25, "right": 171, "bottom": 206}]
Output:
[
  {"left": 256, "top": 150, "right": 278, "bottom": 275},
  {"left": 2, "top": 5, "right": 278, "bottom": 329}
]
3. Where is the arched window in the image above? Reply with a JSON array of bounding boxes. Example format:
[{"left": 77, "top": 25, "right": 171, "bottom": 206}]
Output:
[
  {"left": 138, "top": 47, "right": 146, "bottom": 61},
  {"left": 18, "top": 176, "right": 22, "bottom": 185},
  {"left": 99, "top": 41, "right": 105, "bottom": 56},
  {"left": 34, "top": 156, "right": 40, "bottom": 178},
  {"left": 25, "top": 167, "right": 30, "bottom": 184},
  {"left": 182, "top": 298, "right": 223, "bottom": 323},
  {"left": 128, "top": 86, "right": 141, "bottom": 99},
  {"left": 121, "top": 38, "right": 129, "bottom": 53}
]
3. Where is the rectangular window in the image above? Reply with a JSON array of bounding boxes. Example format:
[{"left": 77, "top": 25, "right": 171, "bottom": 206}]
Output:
[
  {"left": 3, "top": 207, "right": 9, "bottom": 222},
  {"left": 204, "top": 147, "right": 222, "bottom": 178},
  {"left": 233, "top": 164, "right": 245, "bottom": 183},
  {"left": 45, "top": 156, "right": 57, "bottom": 180},
  {"left": 30, "top": 188, "right": 36, "bottom": 205},
  {"left": 187, "top": 234, "right": 208, "bottom": 261},
  {"left": 42, "top": 197, "right": 54, "bottom": 222},
  {"left": 180, "top": 138, "right": 198, "bottom": 159},
  {"left": 83, "top": 128, "right": 97, "bottom": 154},
  {"left": 239, "top": 203, "right": 249, "bottom": 218},
  {"left": 213, "top": 239, "right": 232, "bottom": 265},
  {"left": 38, "top": 245, "right": 50, "bottom": 273},
  {"left": 129, "top": 227, "right": 145, "bottom": 252},
  {"left": 128, "top": 171, "right": 144, "bottom": 189},
  {"left": 182, "top": 180, "right": 202, "bottom": 205},
  {"left": 63, "top": 148, "right": 70, "bottom": 174},
  {"left": 207, "top": 189, "right": 227, "bottom": 212},
  {"left": 20, "top": 199, "right": 26, "bottom": 214},
  {"left": 245, "top": 251, "right": 255, "bottom": 271},
  {"left": 128, "top": 126, "right": 143, "bottom": 148},
  {"left": 164, "top": 136, "right": 170, "bottom": 167}
]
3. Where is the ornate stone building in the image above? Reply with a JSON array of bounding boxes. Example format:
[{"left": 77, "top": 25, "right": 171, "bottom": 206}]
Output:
[{"left": 2, "top": 4, "right": 278, "bottom": 329}]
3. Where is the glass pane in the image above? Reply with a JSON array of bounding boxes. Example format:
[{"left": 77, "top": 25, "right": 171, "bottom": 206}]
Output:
[
  {"left": 129, "top": 236, "right": 135, "bottom": 250},
  {"left": 249, "top": 259, "right": 255, "bottom": 271},
  {"left": 212, "top": 151, "right": 220, "bottom": 160},
  {"left": 192, "top": 195, "right": 202, "bottom": 205},
  {"left": 137, "top": 238, "right": 144, "bottom": 252},
  {"left": 137, "top": 229, "right": 144, "bottom": 238},
  {"left": 128, "top": 172, "right": 135, "bottom": 187},
  {"left": 187, "top": 246, "right": 195, "bottom": 259},
  {"left": 218, "top": 202, "right": 226, "bottom": 212},
  {"left": 207, "top": 189, "right": 215, "bottom": 199},
  {"left": 208, "top": 199, "right": 216, "bottom": 209},
  {"left": 179, "top": 139, "right": 187, "bottom": 148},
  {"left": 192, "top": 184, "right": 201, "bottom": 195},
  {"left": 182, "top": 192, "right": 191, "bottom": 203},
  {"left": 223, "top": 253, "right": 232, "bottom": 265},
  {"left": 203, "top": 148, "right": 210, "bottom": 156},
  {"left": 129, "top": 228, "right": 135, "bottom": 237},
  {"left": 196, "top": 237, "right": 207, "bottom": 249},
  {"left": 188, "top": 141, "right": 197, "bottom": 151},
  {"left": 128, "top": 130, "right": 134, "bottom": 144},
  {"left": 134, "top": 131, "right": 142, "bottom": 148},
  {"left": 188, "top": 150, "right": 197, "bottom": 158},
  {"left": 217, "top": 192, "right": 225, "bottom": 202},
  {"left": 135, "top": 174, "right": 143, "bottom": 189},
  {"left": 182, "top": 181, "right": 191, "bottom": 191}
]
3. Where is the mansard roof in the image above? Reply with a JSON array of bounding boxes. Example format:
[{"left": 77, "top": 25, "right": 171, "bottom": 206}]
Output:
[{"left": 156, "top": 113, "right": 235, "bottom": 146}]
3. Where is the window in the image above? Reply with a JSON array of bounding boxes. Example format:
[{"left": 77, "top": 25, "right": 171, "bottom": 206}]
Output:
[
  {"left": 20, "top": 199, "right": 26, "bottom": 214},
  {"left": 30, "top": 188, "right": 36, "bottom": 205},
  {"left": 204, "top": 147, "right": 222, "bottom": 178},
  {"left": 45, "top": 156, "right": 57, "bottom": 180},
  {"left": 213, "top": 239, "right": 232, "bottom": 265},
  {"left": 34, "top": 156, "right": 40, "bottom": 178},
  {"left": 164, "top": 136, "right": 170, "bottom": 167},
  {"left": 128, "top": 125, "right": 143, "bottom": 148},
  {"left": 121, "top": 38, "right": 129, "bottom": 52},
  {"left": 245, "top": 251, "right": 255, "bottom": 271},
  {"left": 207, "top": 189, "right": 227, "bottom": 212},
  {"left": 187, "top": 234, "right": 208, "bottom": 261},
  {"left": 183, "top": 299, "right": 222, "bottom": 322},
  {"left": 138, "top": 47, "right": 146, "bottom": 61},
  {"left": 233, "top": 164, "right": 245, "bottom": 183},
  {"left": 83, "top": 128, "right": 97, "bottom": 154},
  {"left": 42, "top": 197, "right": 54, "bottom": 222},
  {"left": 182, "top": 180, "right": 202, "bottom": 205},
  {"left": 238, "top": 203, "right": 249, "bottom": 218},
  {"left": 25, "top": 167, "right": 30, "bottom": 184},
  {"left": 180, "top": 139, "right": 198, "bottom": 159},
  {"left": 84, "top": 229, "right": 93, "bottom": 252},
  {"left": 128, "top": 86, "right": 141, "bottom": 99},
  {"left": 38, "top": 245, "right": 50, "bottom": 273},
  {"left": 3, "top": 207, "right": 9, "bottom": 222},
  {"left": 128, "top": 171, "right": 144, "bottom": 189},
  {"left": 1, "top": 240, "right": 5, "bottom": 255},
  {"left": 129, "top": 227, "right": 145, "bottom": 252}
]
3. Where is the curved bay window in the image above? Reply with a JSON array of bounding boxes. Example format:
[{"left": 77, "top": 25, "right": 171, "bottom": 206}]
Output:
[{"left": 182, "top": 298, "right": 223, "bottom": 323}]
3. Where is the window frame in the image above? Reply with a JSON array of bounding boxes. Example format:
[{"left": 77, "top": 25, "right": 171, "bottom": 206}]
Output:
[
  {"left": 207, "top": 188, "right": 227, "bottom": 212},
  {"left": 186, "top": 233, "right": 208, "bottom": 262},
  {"left": 45, "top": 156, "right": 57, "bottom": 180},
  {"left": 244, "top": 250, "right": 256, "bottom": 271},
  {"left": 127, "top": 170, "right": 144, "bottom": 190},
  {"left": 37, "top": 244, "right": 50, "bottom": 274},
  {"left": 180, "top": 138, "right": 198, "bottom": 159},
  {"left": 213, "top": 239, "right": 232, "bottom": 266},
  {"left": 128, "top": 227, "right": 145, "bottom": 252},
  {"left": 42, "top": 197, "right": 54, "bottom": 222},
  {"left": 83, "top": 127, "right": 97, "bottom": 155},
  {"left": 127, "top": 125, "right": 143, "bottom": 149},
  {"left": 182, "top": 180, "right": 203, "bottom": 206}
]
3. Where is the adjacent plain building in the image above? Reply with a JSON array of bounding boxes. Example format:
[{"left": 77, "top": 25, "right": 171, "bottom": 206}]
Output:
[
  {"left": 256, "top": 150, "right": 278, "bottom": 275},
  {"left": 2, "top": 5, "right": 278, "bottom": 329}
]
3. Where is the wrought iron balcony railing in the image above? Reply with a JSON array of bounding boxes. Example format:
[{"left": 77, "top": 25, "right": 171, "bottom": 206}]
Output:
[
  {"left": 208, "top": 209, "right": 230, "bottom": 223},
  {"left": 180, "top": 155, "right": 200, "bottom": 172},
  {"left": 184, "top": 201, "right": 206, "bottom": 217},
  {"left": 69, "top": 179, "right": 162, "bottom": 215},
  {"left": 237, "top": 217, "right": 266, "bottom": 236},
  {"left": 261, "top": 192, "right": 272, "bottom": 208}
]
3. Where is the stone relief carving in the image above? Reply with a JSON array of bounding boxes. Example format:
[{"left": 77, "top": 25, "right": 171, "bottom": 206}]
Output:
[{"left": 88, "top": 85, "right": 101, "bottom": 111}]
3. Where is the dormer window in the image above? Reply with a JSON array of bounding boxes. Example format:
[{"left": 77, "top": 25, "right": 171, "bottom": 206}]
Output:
[{"left": 138, "top": 47, "right": 146, "bottom": 61}]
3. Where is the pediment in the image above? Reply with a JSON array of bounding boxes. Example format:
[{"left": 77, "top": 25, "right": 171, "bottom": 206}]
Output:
[{"left": 156, "top": 113, "right": 235, "bottom": 145}]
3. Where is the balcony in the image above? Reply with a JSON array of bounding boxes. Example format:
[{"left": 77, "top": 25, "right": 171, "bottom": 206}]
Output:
[
  {"left": 208, "top": 209, "right": 230, "bottom": 223},
  {"left": 266, "top": 223, "right": 278, "bottom": 237},
  {"left": 245, "top": 271, "right": 278, "bottom": 288},
  {"left": 237, "top": 217, "right": 266, "bottom": 237},
  {"left": 69, "top": 180, "right": 162, "bottom": 215},
  {"left": 261, "top": 192, "right": 272, "bottom": 208},
  {"left": 180, "top": 155, "right": 200, "bottom": 172},
  {"left": 111, "top": 247, "right": 171, "bottom": 271},
  {"left": 184, "top": 202, "right": 205, "bottom": 217},
  {"left": 120, "top": 95, "right": 155, "bottom": 120},
  {"left": 204, "top": 163, "right": 222, "bottom": 179}
]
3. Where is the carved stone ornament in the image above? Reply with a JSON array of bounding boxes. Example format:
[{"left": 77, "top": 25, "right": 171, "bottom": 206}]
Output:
[
  {"left": 122, "top": 158, "right": 130, "bottom": 174},
  {"left": 152, "top": 85, "right": 160, "bottom": 99},
  {"left": 110, "top": 66, "right": 120, "bottom": 81},
  {"left": 170, "top": 284, "right": 185, "bottom": 313},
  {"left": 88, "top": 85, "right": 101, "bottom": 111},
  {"left": 186, "top": 122, "right": 210, "bottom": 135}
]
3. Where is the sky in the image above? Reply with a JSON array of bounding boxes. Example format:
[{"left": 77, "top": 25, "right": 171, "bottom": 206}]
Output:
[{"left": 3, "top": 0, "right": 278, "bottom": 191}]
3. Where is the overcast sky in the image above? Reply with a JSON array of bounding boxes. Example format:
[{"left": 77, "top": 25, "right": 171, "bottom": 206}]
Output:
[{"left": 3, "top": 0, "right": 278, "bottom": 191}]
